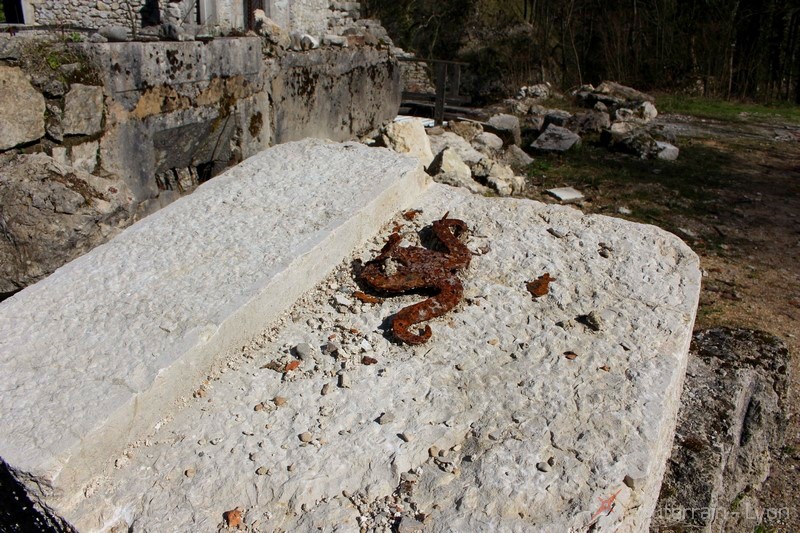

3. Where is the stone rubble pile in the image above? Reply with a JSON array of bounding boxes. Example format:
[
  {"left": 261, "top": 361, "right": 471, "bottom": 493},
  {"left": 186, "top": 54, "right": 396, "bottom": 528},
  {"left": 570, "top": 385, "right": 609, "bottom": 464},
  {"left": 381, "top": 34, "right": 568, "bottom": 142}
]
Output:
[
  {"left": 378, "top": 117, "right": 528, "bottom": 198},
  {"left": 506, "top": 80, "right": 680, "bottom": 160}
]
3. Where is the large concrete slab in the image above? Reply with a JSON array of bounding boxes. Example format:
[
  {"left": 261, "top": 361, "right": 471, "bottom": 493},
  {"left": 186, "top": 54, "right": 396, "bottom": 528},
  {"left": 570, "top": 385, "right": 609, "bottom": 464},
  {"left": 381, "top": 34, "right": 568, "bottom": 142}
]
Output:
[
  {"left": 67, "top": 185, "right": 701, "bottom": 531},
  {"left": 0, "top": 139, "right": 428, "bottom": 521}
]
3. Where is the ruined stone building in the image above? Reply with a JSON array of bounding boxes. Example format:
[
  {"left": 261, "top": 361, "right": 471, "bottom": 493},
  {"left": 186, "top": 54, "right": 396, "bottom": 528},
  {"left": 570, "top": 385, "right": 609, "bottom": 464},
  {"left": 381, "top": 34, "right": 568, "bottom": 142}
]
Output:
[{"left": 2, "top": 0, "right": 361, "bottom": 35}]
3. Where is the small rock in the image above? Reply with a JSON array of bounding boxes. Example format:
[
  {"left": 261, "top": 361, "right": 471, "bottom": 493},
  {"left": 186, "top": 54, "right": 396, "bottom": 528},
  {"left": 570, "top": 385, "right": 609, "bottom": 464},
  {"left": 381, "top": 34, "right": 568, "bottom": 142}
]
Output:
[
  {"left": 399, "top": 432, "right": 412, "bottom": 442},
  {"left": 184, "top": 467, "right": 195, "bottom": 478},
  {"left": 334, "top": 294, "right": 352, "bottom": 307},
  {"left": 321, "top": 382, "right": 333, "bottom": 395},
  {"left": 359, "top": 339, "right": 372, "bottom": 352},
  {"left": 273, "top": 396, "right": 287, "bottom": 407},
  {"left": 223, "top": 508, "right": 243, "bottom": 529},
  {"left": 210, "top": 437, "right": 222, "bottom": 445},
  {"left": 618, "top": 206, "right": 632, "bottom": 215},
  {"left": 531, "top": 124, "right": 581, "bottom": 153},
  {"left": 338, "top": 373, "right": 351, "bottom": 388},
  {"left": 547, "top": 227, "right": 567, "bottom": 239},
  {"left": 376, "top": 412, "right": 395, "bottom": 425},
  {"left": 323, "top": 341, "right": 340, "bottom": 355},
  {"left": 472, "top": 132, "right": 504, "bottom": 153},
  {"left": 429, "top": 446, "right": 439, "bottom": 457},
  {"left": 298, "top": 432, "right": 313, "bottom": 443},
  {"left": 256, "top": 466, "right": 269, "bottom": 475},
  {"left": 293, "top": 342, "right": 315, "bottom": 361},
  {"left": 536, "top": 461, "right": 551, "bottom": 472},
  {"left": 545, "top": 187, "right": 584, "bottom": 203},
  {"left": 578, "top": 311, "right": 604, "bottom": 331}
]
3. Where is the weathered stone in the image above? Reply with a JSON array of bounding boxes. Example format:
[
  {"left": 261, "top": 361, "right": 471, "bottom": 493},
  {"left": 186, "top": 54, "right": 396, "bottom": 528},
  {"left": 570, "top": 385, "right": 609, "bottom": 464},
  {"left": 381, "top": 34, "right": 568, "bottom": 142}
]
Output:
[
  {"left": 65, "top": 184, "right": 700, "bottom": 531},
  {"left": 300, "top": 34, "right": 320, "bottom": 50},
  {"left": 254, "top": 12, "right": 290, "bottom": 48},
  {"left": 485, "top": 161, "right": 516, "bottom": 196},
  {"left": 604, "top": 126, "right": 659, "bottom": 159},
  {"left": 99, "top": 26, "right": 128, "bottom": 42},
  {"left": 0, "top": 66, "right": 45, "bottom": 150},
  {"left": 546, "top": 186, "right": 584, "bottom": 203},
  {"left": 656, "top": 141, "right": 679, "bottom": 161},
  {"left": 472, "top": 132, "right": 504, "bottom": 154},
  {"left": 566, "top": 111, "right": 611, "bottom": 135},
  {"left": 0, "top": 141, "right": 428, "bottom": 525},
  {"left": 653, "top": 328, "right": 789, "bottom": 532},
  {"left": 530, "top": 124, "right": 581, "bottom": 153},
  {"left": 0, "top": 153, "right": 134, "bottom": 294},
  {"left": 428, "top": 147, "right": 485, "bottom": 194},
  {"left": 517, "top": 83, "right": 550, "bottom": 99},
  {"left": 543, "top": 109, "right": 573, "bottom": 128},
  {"left": 382, "top": 119, "right": 435, "bottom": 168},
  {"left": 62, "top": 84, "right": 104, "bottom": 136},
  {"left": 322, "top": 34, "right": 348, "bottom": 47},
  {"left": 69, "top": 141, "right": 99, "bottom": 173},
  {"left": 427, "top": 132, "right": 484, "bottom": 167},
  {"left": 449, "top": 120, "right": 483, "bottom": 142},
  {"left": 502, "top": 145, "right": 534, "bottom": 170},
  {"left": 575, "top": 81, "right": 654, "bottom": 110},
  {"left": 486, "top": 113, "right": 522, "bottom": 146}
]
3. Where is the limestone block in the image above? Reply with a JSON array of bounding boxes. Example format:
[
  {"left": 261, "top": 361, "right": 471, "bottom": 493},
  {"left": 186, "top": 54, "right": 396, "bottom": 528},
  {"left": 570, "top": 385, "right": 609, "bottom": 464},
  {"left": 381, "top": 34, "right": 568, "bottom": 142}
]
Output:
[
  {"left": 0, "top": 153, "right": 134, "bottom": 294},
  {"left": 486, "top": 113, "right": 522, "bottom": 146},
  {"left": 502, "top": 145, "right": 534, "bottom": 169},
  {"left": 427, "top": 132, "right": 484, "bottom": 167},
  {"left": 382, "top": 119, "right": 434, "bottom": 168},
  {"left": 66, "top": 184, "right": 700, "bottom": 531},
  {"left": 428, "top": 147, "right": 486, "bottom": 194},
  {"left": 656, "top": 141, "right": 679, "bottom": 161},
  {"left": 62, "top": 84, "right": 104, "bottom": 136},
  {"left": 69, "top": 141, "right": 98, "bottom": 173},
  {"left": 472, "top": 131, "right": 503, "bottom": 154},
  {"left": 0, "top": 140, "right": 429, "bottom": 525},
  {"left": 0, "top": 66, "right": 45, "bottom": 150},
  {"left": 531, "top": 124, "right": 581, "bottom": 153},
  {"left": 449, "top": 119, "right": 482, "bottom": 142}
]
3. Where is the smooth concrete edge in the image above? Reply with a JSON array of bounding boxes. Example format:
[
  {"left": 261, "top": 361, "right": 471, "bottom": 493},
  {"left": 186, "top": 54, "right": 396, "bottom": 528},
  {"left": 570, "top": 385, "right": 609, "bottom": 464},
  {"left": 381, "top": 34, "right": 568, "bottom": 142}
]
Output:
[{"left": 32, "top": 160, "right": 431, "bottom": 519}]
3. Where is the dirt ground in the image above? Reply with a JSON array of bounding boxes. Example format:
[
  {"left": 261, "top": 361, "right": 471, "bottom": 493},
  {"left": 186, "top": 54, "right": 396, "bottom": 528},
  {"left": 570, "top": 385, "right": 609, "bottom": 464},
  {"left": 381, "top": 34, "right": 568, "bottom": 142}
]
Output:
[{"left": 521, "top": 113, "right": 800, "bottom": 531}]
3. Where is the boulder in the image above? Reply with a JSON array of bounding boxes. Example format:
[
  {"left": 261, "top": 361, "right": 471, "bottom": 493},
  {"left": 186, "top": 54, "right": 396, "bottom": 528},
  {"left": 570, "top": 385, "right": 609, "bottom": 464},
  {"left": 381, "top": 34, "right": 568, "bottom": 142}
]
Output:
[
  {"left": 522, "top": 114, "right": 546, "bottom": 134},
  {"left": 486, "top": 113, "right": 522, "bottom": 146},
  {"left": 530, "top": 124, "right": 581, "bottom": 153},
  {"left": 574, "top": 81, "right": 654, "bottom": 110},
  {"left": 322, "top": 34, "right": 348, "bottom": 47},
  {"left": 614, "top": 101, "right": 658, "bottom": 124},
  {"left": 484, "top": 161, "right": 519, "bottom": 196},
  {"left": 656, "top": 141, "right": 679, "bottom": 161},
  {"left": 301, "top": 34, "right": 320, "bottom": 50},
  {"left": 653, "top": 328, "right": 789, "bottom": 532},
  {"left": 62, "top": 84, "right": 104, "bottom": 137},
  {"left": 382, "top": 119, "right": 435, "bottom": 167},
  {"left": 427, "top": 132, "right": 484, "bottom": 167},
  {"left": 0, "top": 66, "right": 45, "bottom": 150},
  {"left": 543, "top": 109, "right": 572, "bottom": 128},
  {"left": 449, "top": 120, "right": 483, "bottom": 142},
  {"left": 517, "top": 83, "right": 550, "bottom": 99},
  {"left": 98, "top": 26, "right": 128, "bottom": 42},
  {"left": 0, "top": 153, "right": 134, "bottom": 294},
  {"left": 603, "top": 125, "right": 659, "bottom": 159},
  {"left": 427, "top": 147, "right": 487, "bottom": 194},
  {"left": 502, "top": 145, "right": 534, "bottom": 170},
  {"left": 254, "top": 12, "right": 290, "bottom": 48},
  {"left": 472, "top": 132, "right": 504, "bottom": 154},
  {"left": 566, "top": 111, "right": 611, "bottom": 135}
]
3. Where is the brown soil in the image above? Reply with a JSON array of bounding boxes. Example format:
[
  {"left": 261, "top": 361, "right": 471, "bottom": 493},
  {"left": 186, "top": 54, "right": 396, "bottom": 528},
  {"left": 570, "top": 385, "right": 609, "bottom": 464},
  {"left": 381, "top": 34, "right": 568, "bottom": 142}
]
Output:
[{"left": 522, "top": 114, "right": 800, "bottom": 531}]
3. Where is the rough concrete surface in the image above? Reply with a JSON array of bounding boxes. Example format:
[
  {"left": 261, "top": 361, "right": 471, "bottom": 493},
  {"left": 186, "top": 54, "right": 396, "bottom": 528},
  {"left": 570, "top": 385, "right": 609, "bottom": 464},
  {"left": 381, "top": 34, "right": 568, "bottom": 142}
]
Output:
[
  {"left": 68, "top": 184, "right": 701, "bottom": 531},
  {"left": 0, "top": 140, "right": 428, "bottom": 524}
]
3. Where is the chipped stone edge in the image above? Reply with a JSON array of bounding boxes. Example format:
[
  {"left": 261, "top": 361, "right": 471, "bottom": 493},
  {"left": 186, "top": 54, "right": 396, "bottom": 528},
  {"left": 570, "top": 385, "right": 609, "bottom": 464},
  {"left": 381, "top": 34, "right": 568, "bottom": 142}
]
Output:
[{"left": 24, "top": 154, "right": 431, "bottom": 519}]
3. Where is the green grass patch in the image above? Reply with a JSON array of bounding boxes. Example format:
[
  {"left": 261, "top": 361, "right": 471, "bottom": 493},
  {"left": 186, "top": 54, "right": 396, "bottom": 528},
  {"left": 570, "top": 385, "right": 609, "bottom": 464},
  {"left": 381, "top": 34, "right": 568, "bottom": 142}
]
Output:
[{"left": 657, "top": 93, "right": 800, "bottom": 123}]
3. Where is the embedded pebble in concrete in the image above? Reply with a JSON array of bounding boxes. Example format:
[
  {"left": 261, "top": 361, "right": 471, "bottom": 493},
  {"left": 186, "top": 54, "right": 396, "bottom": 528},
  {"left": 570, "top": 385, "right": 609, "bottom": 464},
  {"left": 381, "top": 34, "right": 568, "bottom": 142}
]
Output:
[{"left": 70, "top": 185, "right": 700, "bottom": 531}]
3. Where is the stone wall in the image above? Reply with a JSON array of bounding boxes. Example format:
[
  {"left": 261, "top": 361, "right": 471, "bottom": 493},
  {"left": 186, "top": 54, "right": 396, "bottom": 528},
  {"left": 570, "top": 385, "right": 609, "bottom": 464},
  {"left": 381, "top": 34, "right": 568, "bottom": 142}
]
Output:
[
  {"left": 29, "top": 0, "right": 148, "bottom": 30},
  {"left": 0, "top": 33, "right": 400, "bottom": 293},
  {"left": 24, "top": 0, "right": 362, "bottom": 35},
  {"left": 270, "top": 46, "right": 400, "bottom": 143}
]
